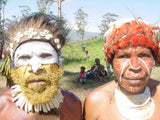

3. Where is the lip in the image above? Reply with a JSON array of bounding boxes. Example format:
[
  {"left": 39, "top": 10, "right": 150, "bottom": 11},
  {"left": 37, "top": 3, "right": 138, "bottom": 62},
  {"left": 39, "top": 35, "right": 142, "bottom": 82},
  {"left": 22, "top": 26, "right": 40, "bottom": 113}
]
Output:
[
  {"left": 29, "top": 79, "right": 46, "bottom": 86},
  {"left": 127, "top": 79, "right": 144, "bottom": 84}
]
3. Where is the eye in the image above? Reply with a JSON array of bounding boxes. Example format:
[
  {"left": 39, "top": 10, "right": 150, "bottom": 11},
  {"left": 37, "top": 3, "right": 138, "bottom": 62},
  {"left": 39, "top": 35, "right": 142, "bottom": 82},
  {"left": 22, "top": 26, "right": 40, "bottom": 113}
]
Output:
[
  {"left": 19, "top": 55, "right": 31, "bottom": 60},
  {"left": 138, "top": 53, "right": 151, "bottom": 58},
  {"left": 118, "top": 54, "right": 130, "bottom": 59},
  {"left": 40, "top": 53, "right": 52, "bottom": 58}
]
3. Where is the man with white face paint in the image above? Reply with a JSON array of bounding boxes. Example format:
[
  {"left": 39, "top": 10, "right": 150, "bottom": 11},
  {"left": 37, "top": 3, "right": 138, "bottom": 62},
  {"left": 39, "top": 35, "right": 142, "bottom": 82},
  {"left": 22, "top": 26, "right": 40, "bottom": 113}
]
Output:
[
  {"left": 84, "top": 18, "right": 160, "bottom": 120},
  {"left": 0, "top": 13, "right": 82, "bottom": 120}
]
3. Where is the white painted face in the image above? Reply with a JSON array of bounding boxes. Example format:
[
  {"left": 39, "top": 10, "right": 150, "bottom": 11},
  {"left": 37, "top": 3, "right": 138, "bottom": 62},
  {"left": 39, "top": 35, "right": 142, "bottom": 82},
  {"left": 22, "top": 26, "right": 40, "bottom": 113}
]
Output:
[{"left": 14, "top": 41, "right": 58, "bottom": 73}]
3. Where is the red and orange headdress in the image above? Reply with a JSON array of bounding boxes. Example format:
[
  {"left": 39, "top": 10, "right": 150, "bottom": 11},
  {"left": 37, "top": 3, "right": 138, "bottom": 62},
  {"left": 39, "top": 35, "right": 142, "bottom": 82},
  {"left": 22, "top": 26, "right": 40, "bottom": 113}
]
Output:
[{"left": 104, "top": 18, "right": 160, "bottom": 64}]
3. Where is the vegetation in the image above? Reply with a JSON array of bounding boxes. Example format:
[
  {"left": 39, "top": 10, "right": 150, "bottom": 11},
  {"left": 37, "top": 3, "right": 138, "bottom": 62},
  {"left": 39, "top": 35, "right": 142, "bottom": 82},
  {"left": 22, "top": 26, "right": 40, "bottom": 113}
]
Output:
[
  {"left": 60, "top": 37, "right": 115, "bottom": 91},
  {"left": 59, "top": 38, "right": 160, "bottom": 101},
  {"left": 75, "top": 8, "right": 88, "bottom": 41},
  {"left": 98, "top": 13, "right": 119, "bottom": 37}
]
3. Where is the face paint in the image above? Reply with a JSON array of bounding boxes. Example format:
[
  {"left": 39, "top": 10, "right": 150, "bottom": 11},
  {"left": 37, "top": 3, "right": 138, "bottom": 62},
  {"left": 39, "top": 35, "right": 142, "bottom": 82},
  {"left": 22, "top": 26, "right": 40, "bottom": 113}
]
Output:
[
  {"left": 113, "top": 47, "right": 154, "bottom": 94},
  {"left": 129, "top": 55, "right": 140, "bottom": 69},
  {"left": 130, "top": 87, "right": 138, "bottom": 92},
  {"left": 14, "top": 41, "right": 58, "bottom": 73},
  {"left": 11, "top": 64, "right": 63, "bottom": 105}
]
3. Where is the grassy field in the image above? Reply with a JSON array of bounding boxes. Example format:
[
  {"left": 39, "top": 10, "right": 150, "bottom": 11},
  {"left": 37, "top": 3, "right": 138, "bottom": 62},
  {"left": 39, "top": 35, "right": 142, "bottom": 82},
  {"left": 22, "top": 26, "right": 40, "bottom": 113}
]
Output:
[
  {"left": 0, "top": 37, "right": 160, "bottom": 105},
  {"left": 59, "top": 38, "right": 160, "bottom": 104}
]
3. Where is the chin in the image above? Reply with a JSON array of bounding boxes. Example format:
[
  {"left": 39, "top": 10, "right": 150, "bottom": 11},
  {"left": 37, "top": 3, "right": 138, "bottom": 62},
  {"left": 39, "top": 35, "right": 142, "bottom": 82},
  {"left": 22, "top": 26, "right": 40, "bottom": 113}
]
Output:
[{"left": 123, "top": 85, "right": 146, "bottom": 95}]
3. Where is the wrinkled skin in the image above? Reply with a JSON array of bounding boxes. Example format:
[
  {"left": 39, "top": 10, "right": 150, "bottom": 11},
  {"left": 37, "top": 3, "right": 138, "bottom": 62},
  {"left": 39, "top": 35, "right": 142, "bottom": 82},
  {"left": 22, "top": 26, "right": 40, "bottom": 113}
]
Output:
[
  {"left": 84, "top": 47, "right": 160, "bottom": 120},
  {"left": 112, "top": 47, "right": 154, "bottom": 95}
]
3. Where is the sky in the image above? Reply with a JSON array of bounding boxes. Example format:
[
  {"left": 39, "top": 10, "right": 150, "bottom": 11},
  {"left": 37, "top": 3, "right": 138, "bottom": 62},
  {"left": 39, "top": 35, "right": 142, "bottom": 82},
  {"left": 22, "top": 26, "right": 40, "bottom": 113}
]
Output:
[{"left": 4, "top": 0, "right": 160, "bottom": 32}]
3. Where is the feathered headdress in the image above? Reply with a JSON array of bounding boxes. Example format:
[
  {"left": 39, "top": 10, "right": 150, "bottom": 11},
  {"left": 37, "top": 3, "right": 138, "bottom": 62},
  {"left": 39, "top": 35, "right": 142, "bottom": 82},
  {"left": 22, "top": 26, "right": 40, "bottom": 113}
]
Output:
[{"left": 104, "top": 18, "right": 160, "bottom": 64}]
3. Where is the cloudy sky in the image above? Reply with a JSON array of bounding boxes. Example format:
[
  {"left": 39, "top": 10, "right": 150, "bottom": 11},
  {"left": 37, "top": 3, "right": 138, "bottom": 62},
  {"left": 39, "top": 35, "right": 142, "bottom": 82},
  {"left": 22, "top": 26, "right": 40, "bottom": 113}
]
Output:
[{"left": 5, "top": 0, "right": 160, "bottom": 32}]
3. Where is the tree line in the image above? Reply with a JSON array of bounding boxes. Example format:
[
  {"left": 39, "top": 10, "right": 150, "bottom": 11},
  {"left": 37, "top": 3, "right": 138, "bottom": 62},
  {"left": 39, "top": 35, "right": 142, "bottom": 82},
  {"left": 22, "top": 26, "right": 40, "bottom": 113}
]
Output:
[{"left": 0, "top": 0, "right": 119, "bottom": 41}]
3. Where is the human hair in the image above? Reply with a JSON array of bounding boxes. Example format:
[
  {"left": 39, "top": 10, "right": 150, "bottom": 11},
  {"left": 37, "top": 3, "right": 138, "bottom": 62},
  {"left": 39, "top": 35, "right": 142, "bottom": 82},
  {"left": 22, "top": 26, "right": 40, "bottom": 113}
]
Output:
[
  {"left": 7, "top": 12, "right": 69, "bottom": 54},
  {"left": 81, "top": 66, "right": 85, "bottom": 70}
]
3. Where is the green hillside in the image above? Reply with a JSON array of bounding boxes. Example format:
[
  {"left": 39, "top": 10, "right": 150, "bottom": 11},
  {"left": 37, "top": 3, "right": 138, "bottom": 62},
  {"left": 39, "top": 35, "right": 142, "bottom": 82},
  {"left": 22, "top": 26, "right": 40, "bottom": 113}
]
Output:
[
  {"left": 63, "top": 38, "right": 106, "bottom": 71},
  {"left": 60, "top": 38, "right": 160, "bottom": 100},
  {"left": 60, "top": 38, "right": 114, "bottom": 94}
]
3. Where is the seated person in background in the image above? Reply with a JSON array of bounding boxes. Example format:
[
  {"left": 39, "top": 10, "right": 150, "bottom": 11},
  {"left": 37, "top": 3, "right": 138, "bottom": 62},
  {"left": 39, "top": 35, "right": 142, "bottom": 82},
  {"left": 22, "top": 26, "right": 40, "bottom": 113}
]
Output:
[
  {"left": 105, "top": 58, "right": 113, "bottom": 75},
  {"left": 84, "top": 18, "right": 160, "bottom": 120},
  {"left": 0, "top": 12, "right": 82, "bottom": 120},
  {"left": 92, "top": 58, "right": 103, "bottom": 78},
  {"left": 97, "top": 65, "right": 109, "bottom": 81},
  {"left": 84, "top": 51, "right": 90, "bottom": 60},
  {"left": 78, "top": 66, "right": 87, "bottom": 84},
  {"left": 86, "top": 66, "right": 95, "bottom": 78}
]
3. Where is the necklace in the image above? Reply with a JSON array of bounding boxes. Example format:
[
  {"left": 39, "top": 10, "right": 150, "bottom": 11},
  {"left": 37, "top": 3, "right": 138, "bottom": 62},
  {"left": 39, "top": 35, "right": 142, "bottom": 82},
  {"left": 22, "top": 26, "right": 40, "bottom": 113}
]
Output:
[
  {"left": 115, "top": 86, "right": 155, "bottom": 120},
  {"left": 11, "top": 85, "right": 64, "bottom": 113}
]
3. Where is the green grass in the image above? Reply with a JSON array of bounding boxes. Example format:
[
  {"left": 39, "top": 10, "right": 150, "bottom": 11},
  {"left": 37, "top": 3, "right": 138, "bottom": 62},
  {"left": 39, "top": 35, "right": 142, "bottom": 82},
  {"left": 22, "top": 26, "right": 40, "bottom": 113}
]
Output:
[
  {"left": 60, "top": 38, "right": 160, "bottom": 92},
  {"left": 63, "top": 38, "right": 106, "bottom": 71},
  {"left": 60, "top": 37, "right": 113, "bottom": 91},
  {"left": 0, "top": 37, "right": 160, "bottom": 101}
]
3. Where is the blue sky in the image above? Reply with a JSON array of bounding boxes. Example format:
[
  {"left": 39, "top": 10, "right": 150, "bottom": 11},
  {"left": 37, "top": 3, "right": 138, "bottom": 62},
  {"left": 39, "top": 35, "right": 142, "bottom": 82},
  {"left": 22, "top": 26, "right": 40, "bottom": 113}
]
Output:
[{"left": 4, "top": 0, "right": 160, "bottom": 32}]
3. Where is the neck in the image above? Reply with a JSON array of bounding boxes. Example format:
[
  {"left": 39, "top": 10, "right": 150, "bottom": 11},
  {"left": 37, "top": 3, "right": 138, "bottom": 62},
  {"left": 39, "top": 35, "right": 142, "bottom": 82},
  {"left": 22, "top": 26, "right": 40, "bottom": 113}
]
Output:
[{"left": 115, "top": 85, "right": 155, "bottom": 119}]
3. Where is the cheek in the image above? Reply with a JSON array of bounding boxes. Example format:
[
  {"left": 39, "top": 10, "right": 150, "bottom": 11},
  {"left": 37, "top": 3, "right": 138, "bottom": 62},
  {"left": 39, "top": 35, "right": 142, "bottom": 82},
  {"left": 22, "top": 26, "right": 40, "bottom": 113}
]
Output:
[
  {"left": 113, "top": 62, "right": 124, "bottom": 78},
  {"left": 145, "top": 60, "right": 154, "bottom": 68}
]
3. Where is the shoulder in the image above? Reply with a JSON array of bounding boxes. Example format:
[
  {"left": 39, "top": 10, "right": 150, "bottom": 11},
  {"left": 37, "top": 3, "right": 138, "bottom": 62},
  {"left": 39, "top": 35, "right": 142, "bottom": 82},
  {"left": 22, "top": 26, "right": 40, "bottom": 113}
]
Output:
[
  {"left": 84, "top": 80, "right": 116, "bottom": 119},
  {"left": 61, "top": 89, "right": 82, "bottom": 109},
  {"left": 60, "top": 89, "right": 82, "bottom": 120},
  {"left": 62, "top": 89, "right": 81, "bottom": 102},
  {"left": 85, "top": 80, "right": 116, "bottom": 105},
  {"left": 0, "top": 89, "right": 12, "bottom": 111}
]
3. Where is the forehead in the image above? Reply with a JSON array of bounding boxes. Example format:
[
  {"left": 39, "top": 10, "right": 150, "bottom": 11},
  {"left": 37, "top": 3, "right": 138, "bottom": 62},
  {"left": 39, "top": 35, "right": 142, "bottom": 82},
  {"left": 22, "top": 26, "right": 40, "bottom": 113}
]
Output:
[
  {"left": 115, "top": 47, "right": 152, "bottom": 55},
  {"left": 14, "top": 41, "right": 57, "bottom": 56}
]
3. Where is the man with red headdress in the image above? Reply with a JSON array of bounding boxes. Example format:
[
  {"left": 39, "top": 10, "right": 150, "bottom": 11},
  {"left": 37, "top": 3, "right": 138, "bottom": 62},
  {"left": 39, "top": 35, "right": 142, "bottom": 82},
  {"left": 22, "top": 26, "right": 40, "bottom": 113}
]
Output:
[
  {"left": 0, "top": 12, "right": 82, "bottom": 120},
  {"left": 84, "top": 18, "right": 160, "bottom": 120}
]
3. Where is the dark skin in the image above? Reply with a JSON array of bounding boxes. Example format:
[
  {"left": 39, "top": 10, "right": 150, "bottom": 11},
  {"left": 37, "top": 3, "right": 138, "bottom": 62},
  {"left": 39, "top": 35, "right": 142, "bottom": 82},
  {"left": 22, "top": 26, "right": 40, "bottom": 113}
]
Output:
[
  {"left": 0, "top": 89, "right": 82, "bottom": 120},
  {"left": 84, "top": 47, "right": 160, "bottom": 120}
]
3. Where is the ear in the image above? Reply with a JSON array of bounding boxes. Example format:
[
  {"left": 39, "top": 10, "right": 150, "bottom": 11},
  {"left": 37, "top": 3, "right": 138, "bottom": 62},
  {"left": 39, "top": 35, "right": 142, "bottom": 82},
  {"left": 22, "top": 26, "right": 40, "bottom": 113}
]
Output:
[{"left": 58, "top": 55, "right": 64, "bottom": 66}]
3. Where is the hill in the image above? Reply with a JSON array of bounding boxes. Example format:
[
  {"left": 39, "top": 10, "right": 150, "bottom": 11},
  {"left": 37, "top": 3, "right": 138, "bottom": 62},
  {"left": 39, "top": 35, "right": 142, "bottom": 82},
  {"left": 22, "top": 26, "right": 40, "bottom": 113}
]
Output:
[
  {"left": 60, "top": 38, "right": 160, "bottom": 104},
  {"left": 67, "top": 29, "right": 100, "bottom": 41}
]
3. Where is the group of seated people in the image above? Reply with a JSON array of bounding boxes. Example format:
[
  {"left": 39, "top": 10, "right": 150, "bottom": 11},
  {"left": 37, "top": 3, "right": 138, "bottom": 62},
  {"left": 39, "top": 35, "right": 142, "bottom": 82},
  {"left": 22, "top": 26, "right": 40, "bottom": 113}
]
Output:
[{"left": 78, "top": 58, "right": 110, "bottom": 84}]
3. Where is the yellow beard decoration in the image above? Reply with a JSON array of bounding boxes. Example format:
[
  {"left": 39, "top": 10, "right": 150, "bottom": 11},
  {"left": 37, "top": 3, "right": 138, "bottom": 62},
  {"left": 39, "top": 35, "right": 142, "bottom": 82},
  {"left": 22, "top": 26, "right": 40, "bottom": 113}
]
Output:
[{"left": 11, "top": 64, "right": 63, "bottom": 105}]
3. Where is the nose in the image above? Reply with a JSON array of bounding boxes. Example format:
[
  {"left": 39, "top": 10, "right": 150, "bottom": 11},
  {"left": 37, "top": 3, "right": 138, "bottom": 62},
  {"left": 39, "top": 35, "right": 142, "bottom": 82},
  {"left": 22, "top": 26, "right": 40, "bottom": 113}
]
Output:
[
  {"left": 129, "top": 55, "right": 140, "bottom": 70},
  {"left": 30, "top": 60, "right": 42, "bottom": 73}
]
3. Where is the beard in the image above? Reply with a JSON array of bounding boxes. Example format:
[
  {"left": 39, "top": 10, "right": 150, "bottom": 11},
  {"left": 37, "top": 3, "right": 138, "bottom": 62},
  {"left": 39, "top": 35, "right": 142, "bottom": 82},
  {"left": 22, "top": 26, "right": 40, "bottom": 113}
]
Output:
[{"left": 11, "top": 64, "right": 63, "bottom": 105}]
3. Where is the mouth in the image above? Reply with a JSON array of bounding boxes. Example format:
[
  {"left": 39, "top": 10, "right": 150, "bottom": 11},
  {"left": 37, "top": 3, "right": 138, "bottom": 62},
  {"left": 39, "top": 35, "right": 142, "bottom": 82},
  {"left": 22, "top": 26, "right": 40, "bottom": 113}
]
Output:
[
  {"left": 127, "top": 79, "right": 144, "bottom": 84},
  {"left": 29, "top": 79, "right": 46, "bottom": 86}
]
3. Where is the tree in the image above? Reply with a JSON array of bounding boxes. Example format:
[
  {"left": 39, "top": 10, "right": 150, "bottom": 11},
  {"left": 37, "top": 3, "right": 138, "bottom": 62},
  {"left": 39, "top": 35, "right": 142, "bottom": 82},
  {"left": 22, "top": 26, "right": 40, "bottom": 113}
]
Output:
[
  {"left": 75, "top": 8, "right": 87, "bottom": 41},
  {"left": 98, "top": 13, "right": 119, "bottom": 37},
  {"left": 37, "top": 0, "right": 65, "bottom": 20},
  {"left": 0, "top": 0, "right": 7, "bottom": 40},
  {"left": 19, "top": 5, "right": 31, "bottom": 17},
  {"left": 37, "top": 0, "right": 53, "bottom": 14}
]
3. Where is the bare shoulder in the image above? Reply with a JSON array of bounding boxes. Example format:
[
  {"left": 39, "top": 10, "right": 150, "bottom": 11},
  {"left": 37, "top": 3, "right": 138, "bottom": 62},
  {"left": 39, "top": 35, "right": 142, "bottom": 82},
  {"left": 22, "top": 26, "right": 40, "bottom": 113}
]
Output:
[
  {"left": 62, "top": 89, "right": 81, "bottom": 103},
  {"left": 84, "top": 80, "right": 116, "bottom": 120},
  {"left": 0, "top": 89, "right": 12, "bottom": 111},
  {"left": 85, "top": 80, "right": 116, "bottom": 103},
  {"left": 61, "top": 89, "right": 82, "bottom": 120}
]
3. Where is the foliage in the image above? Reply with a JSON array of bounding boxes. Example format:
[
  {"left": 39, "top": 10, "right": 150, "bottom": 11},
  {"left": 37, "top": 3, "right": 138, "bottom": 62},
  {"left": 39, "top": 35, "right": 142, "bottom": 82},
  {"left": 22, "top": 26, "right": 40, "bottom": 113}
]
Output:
[
  {"left": 98, "top": 13, "right": 119, "bottom": 37},
  {"left": 36, "top": 0, "right": 53, "bottom": 14},
  {"left": 75, "top": 8, "right": 88, "bottom": 41},
  {"left": 19, "top": 5, "right": 31, "bottom": 17}
]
